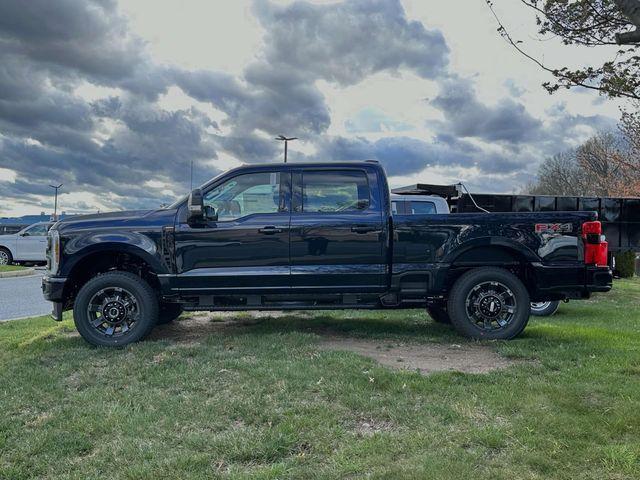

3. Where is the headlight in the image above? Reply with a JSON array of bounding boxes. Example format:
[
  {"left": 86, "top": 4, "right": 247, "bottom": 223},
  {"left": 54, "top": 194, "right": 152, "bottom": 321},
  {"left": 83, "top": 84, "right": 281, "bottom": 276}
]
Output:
[{"left": 48, "top": 229, "right": 61, "bottom": 274}]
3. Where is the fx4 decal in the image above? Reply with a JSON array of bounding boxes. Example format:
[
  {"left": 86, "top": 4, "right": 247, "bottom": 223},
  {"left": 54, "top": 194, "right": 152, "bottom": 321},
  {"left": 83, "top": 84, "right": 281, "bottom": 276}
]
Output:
[{"left": 535, "top": 223, "right": 573, "bottom": 234}]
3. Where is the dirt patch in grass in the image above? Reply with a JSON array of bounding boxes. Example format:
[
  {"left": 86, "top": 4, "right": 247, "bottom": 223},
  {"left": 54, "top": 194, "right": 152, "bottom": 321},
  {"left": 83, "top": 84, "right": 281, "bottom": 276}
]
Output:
[
  {"left": 148, "top": 312, "right": 516, "bottom": 375},
  {"left": 320, "top": 337, "right": 517, "bottom": 375}
]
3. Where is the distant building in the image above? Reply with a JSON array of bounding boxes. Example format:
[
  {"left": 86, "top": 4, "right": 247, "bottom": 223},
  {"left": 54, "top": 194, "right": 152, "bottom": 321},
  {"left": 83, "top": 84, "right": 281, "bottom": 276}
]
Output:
[{"left": 0, "top": 213, "right": 71, "bottom": 235}]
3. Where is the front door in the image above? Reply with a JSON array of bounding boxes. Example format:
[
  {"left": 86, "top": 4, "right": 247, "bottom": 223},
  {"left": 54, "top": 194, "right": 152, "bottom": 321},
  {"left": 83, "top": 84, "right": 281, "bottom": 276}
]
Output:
[
  {"left": 16, "top": 223, "right": 49, "bottom": 260},
  {"left": 174, "top": 170, "right": 291, "bottom": 293},
  {"left": 289, "top": 168, "right": 385, "bottom": 292}
]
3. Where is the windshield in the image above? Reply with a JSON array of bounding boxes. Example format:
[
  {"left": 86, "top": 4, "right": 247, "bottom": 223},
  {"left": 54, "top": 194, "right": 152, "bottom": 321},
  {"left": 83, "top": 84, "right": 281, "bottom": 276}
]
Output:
[{"left": 167, "top": 169, "right": 229, "bottom": 209}]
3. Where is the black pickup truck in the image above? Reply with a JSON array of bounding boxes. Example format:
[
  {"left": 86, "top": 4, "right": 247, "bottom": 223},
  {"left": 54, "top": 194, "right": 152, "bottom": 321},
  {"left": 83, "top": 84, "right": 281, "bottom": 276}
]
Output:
[{"left": 43, "top": 161, "right": 612, "bottom": 346}]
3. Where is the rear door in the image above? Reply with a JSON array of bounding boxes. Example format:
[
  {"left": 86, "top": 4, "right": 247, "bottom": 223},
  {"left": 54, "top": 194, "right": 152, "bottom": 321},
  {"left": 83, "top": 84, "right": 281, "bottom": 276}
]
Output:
[{"left": 289, "top": 168, "right": 386, "bottom": 292}]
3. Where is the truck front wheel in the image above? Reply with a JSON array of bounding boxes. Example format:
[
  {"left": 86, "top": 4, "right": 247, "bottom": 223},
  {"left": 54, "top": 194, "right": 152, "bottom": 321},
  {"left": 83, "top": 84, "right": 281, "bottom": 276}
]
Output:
[
  {"left": 73, "top": 271, "right": 159, "bottom": 347},
  {"left": 447, "top": 268, "right": 530, "bottom": 340}
]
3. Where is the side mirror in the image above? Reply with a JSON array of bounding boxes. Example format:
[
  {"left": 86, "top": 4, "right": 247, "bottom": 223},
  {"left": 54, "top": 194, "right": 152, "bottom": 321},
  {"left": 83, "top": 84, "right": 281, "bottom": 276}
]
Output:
[
  {"left": 203, "top": 205, "right": 218, "bottom": 222},
  {"left": 187, "top": 188, "right": 204, "bottom": 223},
  {"left": 20, "top": 232, "right": 29, "bottom": 237}
]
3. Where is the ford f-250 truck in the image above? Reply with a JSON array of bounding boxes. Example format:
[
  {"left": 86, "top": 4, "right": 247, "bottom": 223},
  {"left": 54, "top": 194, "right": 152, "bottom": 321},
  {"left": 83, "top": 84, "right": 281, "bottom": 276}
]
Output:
[{"left": 42, "top": 161, "right": 612, "bottom": 346}]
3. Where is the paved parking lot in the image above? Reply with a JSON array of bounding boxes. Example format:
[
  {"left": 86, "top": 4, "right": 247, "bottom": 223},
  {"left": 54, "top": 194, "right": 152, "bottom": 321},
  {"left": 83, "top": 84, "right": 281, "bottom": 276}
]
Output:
[{"left": 0, "top": 269, "right": 52, "bottom": 321}]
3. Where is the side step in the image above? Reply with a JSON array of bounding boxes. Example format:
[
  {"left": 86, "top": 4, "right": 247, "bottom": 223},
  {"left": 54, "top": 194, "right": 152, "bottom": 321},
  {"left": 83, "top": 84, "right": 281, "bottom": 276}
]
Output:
[{"left": 181, "top": 293, "right": 382, "bottom": 311}]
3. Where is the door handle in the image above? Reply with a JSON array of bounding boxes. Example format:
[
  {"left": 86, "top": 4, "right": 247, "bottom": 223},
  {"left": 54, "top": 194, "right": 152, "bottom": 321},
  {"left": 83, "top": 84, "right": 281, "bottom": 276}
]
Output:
[
  {"left": 351, "top": 225, "right": 380, "bottom": 234},
  {"left": 259, "top": 226, "right": 283, "bottom": 234}
]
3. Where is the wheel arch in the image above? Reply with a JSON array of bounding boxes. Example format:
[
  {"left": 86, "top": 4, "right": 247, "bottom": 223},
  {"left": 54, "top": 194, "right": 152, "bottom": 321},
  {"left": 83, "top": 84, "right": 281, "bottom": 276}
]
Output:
[
  {"left": 445, "top": 238, "right": 538, "bottom": 265},
  {"left": 61, "top": 243, "right": 166, "bottom": 305},
  {"left": 440, "top": 239, "right": 539, "bottom": 296}
]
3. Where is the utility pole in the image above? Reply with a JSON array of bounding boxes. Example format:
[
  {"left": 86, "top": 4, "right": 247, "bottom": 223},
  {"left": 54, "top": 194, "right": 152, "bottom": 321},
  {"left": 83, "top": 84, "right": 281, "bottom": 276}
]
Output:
[
  {"left": 190, "top": 160, "right": 194, "bottom": 190},
  {"left": 49, "top": 184, "right": 63, "bottom": 220},
  {"left": 276, "top": 135, "right": 297, "bottom": 163}
]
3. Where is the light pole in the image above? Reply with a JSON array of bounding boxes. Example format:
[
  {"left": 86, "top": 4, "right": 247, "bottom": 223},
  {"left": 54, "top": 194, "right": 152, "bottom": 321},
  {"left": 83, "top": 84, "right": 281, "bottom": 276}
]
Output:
[
  {"left": 49, "top": 184, "right": 63, "bottom": 220},
  {"left": 276, "top": 135, "right": 297, "bottom": 163}
]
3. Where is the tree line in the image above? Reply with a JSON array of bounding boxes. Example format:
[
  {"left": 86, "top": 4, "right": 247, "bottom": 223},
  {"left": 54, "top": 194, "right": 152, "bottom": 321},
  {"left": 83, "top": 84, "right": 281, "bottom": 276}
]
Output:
[{"left": 525, "top": 111, "right": 640, "bottom": 197}]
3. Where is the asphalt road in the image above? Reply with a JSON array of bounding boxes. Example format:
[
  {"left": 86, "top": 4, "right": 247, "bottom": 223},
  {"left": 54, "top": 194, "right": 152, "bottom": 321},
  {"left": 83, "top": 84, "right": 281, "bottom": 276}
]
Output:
[{"left": 0, "top": 269, "right": 52, "bottom": 321}]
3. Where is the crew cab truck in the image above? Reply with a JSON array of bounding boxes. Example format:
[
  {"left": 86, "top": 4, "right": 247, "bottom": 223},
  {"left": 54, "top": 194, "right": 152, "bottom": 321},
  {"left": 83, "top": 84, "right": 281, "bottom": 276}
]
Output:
[{"left": 42, "top": 161, "right": 613, "bottom": 347}]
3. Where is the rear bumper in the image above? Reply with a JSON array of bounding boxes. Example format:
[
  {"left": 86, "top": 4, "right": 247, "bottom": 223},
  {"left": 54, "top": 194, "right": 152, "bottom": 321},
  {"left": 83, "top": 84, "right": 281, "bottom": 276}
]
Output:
[
  {"left": 584, "top": 266, "right": 613, "bottom": 292},
  {"left": 531, "top": 263, "right": 612, "bottom": 300},
  {"left": 42, "top": 275, "right": 68, "bottom": 321}
]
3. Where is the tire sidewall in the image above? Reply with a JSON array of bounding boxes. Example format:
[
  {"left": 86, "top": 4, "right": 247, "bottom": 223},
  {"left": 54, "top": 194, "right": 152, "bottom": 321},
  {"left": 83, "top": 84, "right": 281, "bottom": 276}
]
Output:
[
  {"left": 530, "top": 300, "right": 560, "bottom": 317},
  {"left": 73, "top": 272, "right": 158, "bottom": 347},
  {"left": 447, "top": 268, "right": 530, "bottom": 340}
]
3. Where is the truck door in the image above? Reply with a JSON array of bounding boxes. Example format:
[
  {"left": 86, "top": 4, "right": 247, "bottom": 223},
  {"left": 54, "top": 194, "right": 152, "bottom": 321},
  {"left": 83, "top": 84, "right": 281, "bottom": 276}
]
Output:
[
  {"left": 173, "top": 170, "right": 291, "bottom": 292},
  {"left": 16, "top": 223, "right": 49, "bottom": 260},
  {"left": 289, "top": 168, "right": 386, "bottom": 292}
]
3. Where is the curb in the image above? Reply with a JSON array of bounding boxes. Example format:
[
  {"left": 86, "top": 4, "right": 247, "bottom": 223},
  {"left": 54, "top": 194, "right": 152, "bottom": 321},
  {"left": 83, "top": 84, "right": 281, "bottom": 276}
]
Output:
[{"left": 0, "top": 267, "right": 36, "bottom": 279}]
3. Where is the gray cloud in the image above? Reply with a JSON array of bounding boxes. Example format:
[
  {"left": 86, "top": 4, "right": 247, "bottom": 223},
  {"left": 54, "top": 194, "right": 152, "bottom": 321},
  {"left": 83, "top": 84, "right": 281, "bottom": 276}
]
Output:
[
  {"left": 253, "top": 0, "right": 449, "bottom": 86},
  {"left": 0, "top": 0, "right": 617, "bottom": 214},
  {"left": 432, "top": 77, "right": 543, "bottom": 143},
  {"left": 315, "top": 135, "right": 523, "bottom": 177}
]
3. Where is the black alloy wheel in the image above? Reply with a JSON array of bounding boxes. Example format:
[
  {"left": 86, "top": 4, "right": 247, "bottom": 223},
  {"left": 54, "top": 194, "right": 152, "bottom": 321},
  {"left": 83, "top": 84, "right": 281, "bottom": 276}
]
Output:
[
  {"left": 73, "top": 271, "right": 158, "bottom": 347},
  {"left": 447, "top": 267, "right": 530, "bottom": 340}
]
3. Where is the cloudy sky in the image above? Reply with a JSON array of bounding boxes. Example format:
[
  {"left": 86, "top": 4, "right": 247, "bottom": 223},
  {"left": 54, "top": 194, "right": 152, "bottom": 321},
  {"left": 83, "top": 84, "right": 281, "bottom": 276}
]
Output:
[{"left": 0, "top": 0, "right": 626, "bottom": 216}]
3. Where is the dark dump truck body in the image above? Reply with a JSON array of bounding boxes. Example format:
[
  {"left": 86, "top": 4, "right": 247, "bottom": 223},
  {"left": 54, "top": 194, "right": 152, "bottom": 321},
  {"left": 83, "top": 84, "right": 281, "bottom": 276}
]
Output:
[
  {"left": 43, "top": 162, "right": 612, "bottom": 346},
  {"left": 455, "top": 193, "right": 640, "bottom": 257}
]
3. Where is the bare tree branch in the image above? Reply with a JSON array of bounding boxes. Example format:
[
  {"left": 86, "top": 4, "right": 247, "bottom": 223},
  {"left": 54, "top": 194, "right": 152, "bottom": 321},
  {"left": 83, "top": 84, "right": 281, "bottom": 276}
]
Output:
[{"left": 485, "top": 1, "right": 640, "bottom": 100}]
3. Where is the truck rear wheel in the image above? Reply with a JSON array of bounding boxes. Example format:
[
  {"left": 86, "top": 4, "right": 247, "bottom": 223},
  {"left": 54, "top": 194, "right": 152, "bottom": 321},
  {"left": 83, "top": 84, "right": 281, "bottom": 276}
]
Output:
[
  {"left": 530, "top": 301, "right": 560, "bottom": 317},
  {"left": 73, "top": 271, "right": 159, "bottom": 347},
  {"left": 426, "top": 306, "right": 451, "bottom": 324},
  {"left": 447, "top": 268, "right": 530, "bottom": 340}
]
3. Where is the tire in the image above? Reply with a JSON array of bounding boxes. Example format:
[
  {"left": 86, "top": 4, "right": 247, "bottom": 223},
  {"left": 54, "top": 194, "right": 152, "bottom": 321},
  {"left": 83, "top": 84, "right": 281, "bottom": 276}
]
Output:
[
  {"left": 426, "top": 305, "right": 451, "bottom": 324},
  {"left": 447, "top": 267, "right": 530, "bottom": 340},
  {"left": 157, "top": 303, "right": 184, "bottom": 325},
  {"left": 0, "top": 247, "right": 12, "bottom": 265},
  {"left": 530, "top": 300, "right": 560, "bottom": 317},
  {"left": 73, "top": 271, "right": 159, "bottom": 347}
]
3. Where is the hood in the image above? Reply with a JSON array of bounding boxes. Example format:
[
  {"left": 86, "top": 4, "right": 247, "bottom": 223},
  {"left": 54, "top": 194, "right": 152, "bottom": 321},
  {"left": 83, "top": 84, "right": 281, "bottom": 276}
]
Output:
[{"left": 53, "top": 208, "right": 177, "bottom": 232}]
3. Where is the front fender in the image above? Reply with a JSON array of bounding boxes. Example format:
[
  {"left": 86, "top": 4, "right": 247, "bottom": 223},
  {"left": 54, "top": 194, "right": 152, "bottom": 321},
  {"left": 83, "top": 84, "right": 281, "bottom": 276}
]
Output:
[
  {"left": 0, "top": 238, "right": 18, "bottom": 256},
  {"left": 61, "top": 231, "right": 168, "bottom": 276}
]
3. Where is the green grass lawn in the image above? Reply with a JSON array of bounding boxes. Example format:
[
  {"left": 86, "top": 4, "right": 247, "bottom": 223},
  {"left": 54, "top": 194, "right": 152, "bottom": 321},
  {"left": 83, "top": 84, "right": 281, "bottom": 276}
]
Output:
[
  {"left": 0, "top": 264, "right": 25, "bottom": 272},
  {"left": 1, "top": 280, "right": 639, "bottom": 479}
]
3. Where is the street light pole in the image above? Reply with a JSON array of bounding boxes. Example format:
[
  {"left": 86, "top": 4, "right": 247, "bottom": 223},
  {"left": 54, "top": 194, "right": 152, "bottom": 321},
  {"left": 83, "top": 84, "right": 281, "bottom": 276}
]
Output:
[
  {"left": 49, "top": 184, "right": 63, "bottom": 220},
  {"left": 276, "top": 135, "right": 297, "bottom": 163}
]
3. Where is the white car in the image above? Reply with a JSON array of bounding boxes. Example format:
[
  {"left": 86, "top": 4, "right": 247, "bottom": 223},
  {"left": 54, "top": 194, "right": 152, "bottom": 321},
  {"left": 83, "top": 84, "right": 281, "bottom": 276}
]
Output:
[
  {"left": 0, "top": 222, "right": 52, "bottom": 265},
  {"left": 391, "top": 193, "right": 450, "bottom": 215}
]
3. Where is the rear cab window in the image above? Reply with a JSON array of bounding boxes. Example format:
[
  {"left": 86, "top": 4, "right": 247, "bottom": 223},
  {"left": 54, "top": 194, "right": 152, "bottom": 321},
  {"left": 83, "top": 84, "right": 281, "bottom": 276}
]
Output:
[
  {"left": 409, "top": 201, "right": 436, "bottom": 215},
  {"left": 300, "top": 170, "right": 370, "bottom": 213}
]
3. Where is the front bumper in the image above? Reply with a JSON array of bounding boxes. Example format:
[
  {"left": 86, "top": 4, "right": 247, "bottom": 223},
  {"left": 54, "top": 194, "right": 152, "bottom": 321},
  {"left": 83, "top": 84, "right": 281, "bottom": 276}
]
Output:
[{"left": 42, "top": 275, "right": 68, "bottom": 321}]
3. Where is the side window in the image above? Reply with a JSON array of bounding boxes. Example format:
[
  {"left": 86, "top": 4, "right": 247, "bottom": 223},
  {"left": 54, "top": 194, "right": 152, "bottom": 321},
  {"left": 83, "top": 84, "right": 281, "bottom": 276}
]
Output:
[
  {"left": 391, "top": 201, "right": 399, "bottom": 215},
  {"left": 410, "top": 201, "right": 436, "bottom": 215},
  {"left": 23, "top": 224, "right": 48, "bottom": 236},
  {"left": 302, "top": 170, "right": 370, "bottom": 213},
  {"left": 204, "top": 172, "right": 282, "bottom": 221}
]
